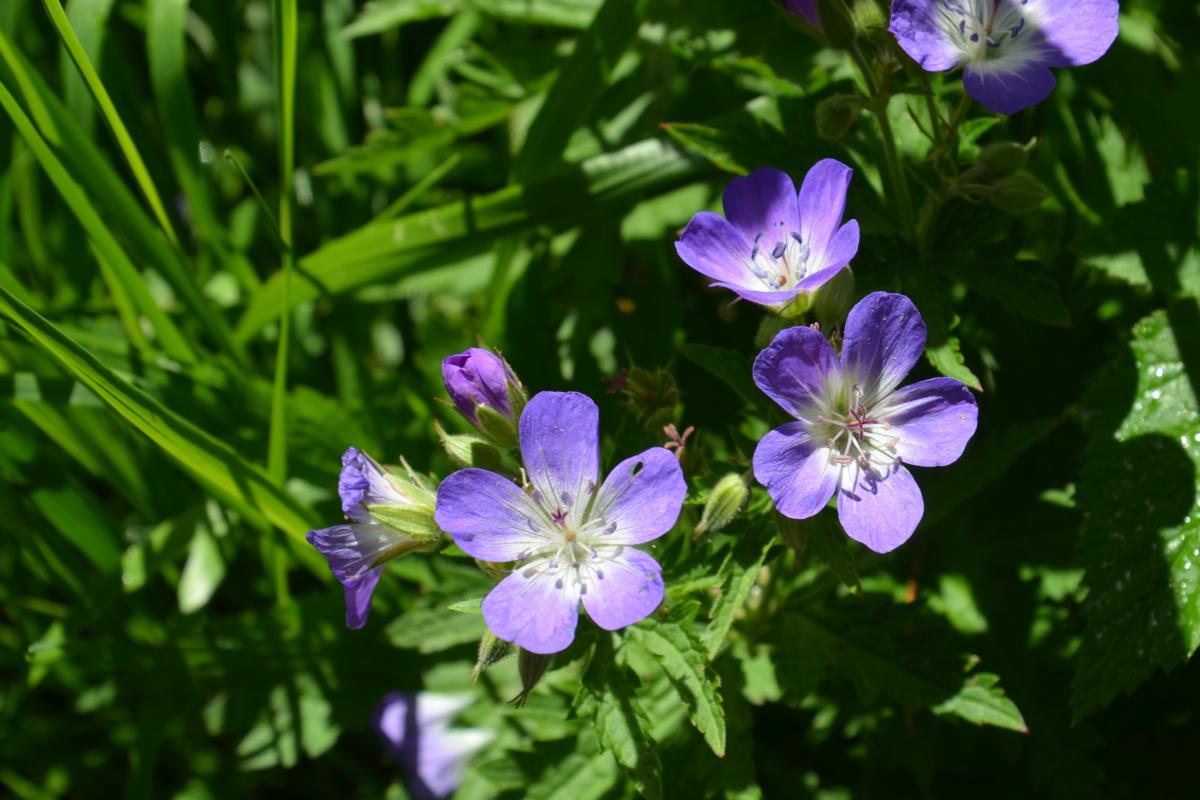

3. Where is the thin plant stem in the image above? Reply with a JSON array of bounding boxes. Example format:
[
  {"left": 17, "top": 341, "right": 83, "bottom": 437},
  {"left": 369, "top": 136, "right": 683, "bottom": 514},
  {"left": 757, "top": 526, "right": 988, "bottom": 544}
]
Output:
[{"left": 850, "top": 44, "right": 917, "bottom": 241}]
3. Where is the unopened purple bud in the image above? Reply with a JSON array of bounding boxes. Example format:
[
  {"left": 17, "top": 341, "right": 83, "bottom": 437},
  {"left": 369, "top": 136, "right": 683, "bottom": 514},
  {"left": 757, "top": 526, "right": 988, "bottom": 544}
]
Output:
[{"left": 443, "top": 348, "right": 526, "bottom": 449}]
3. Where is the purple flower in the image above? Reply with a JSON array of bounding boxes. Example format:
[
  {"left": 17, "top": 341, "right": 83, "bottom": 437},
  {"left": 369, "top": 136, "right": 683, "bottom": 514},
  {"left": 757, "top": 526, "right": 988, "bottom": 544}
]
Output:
[
  {"left": 889, "top": 0, "right": 1120, "bottom": 115},
  {"left": 442, "top": 348, "right": 519, "bottom": 422},
  {"left": 308, "top": 448, "right": 441, "bottom": 629},
  {"left": 675, "top": 162, "right": 860, "bottom": 310},
  {"left": 374, "top": 692, "right": 493, "bottom": 800},
  {"left": 783, "top": 0, "right": 820, "bottom": 28},
  {"left": 752, "top": 292, "right": 978, "bottom": 553},
  {"left": 435, "top": 391, "right": 687, "bottom": 654}
]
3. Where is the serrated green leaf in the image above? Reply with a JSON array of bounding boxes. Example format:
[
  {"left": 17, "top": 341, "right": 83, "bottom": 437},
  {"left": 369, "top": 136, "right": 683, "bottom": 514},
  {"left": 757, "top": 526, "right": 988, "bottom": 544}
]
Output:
[
  {"left": 702, "top": 515, "right": 773, "bottom": 659},
  {"left": 933, "top": 671, "right": 1028, "bottom": 733},
  {"left": 524, "top": 738, "right": 619, "bottom": 800},
  {"left": 574, "top": 634, "right": 662, "bottom": 800},
  {"left": 1072, "top": 309, "right": 1200, "bottom": 718},
  {"left": 629, "top": 605, "right": 726, "bottom": 757}
]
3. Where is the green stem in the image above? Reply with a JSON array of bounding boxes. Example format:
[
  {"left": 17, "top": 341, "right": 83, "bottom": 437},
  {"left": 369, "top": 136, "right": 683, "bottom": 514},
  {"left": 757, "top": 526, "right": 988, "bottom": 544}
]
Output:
[
  {"left": 267, "top": 0, "right": 297, "bottom": 609},
  {"left": 850, "top": 44, "right": 917, "bottom": 241}
]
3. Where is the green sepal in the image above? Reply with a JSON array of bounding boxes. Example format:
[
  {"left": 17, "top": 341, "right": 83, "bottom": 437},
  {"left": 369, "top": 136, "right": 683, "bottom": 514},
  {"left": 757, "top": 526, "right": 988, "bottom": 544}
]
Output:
[
  {"left": 365, "top": 505, "right": 443, "bottom": 542},
  {"left": 474, "top": 403, "right": 520, "bottom": 450}
]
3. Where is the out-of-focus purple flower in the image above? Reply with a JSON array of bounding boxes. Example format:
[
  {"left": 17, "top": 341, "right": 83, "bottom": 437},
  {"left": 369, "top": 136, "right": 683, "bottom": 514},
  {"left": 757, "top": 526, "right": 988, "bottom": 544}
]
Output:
[
  {"left": 889, "top": 0, "right": 1120, "bottom": 114},
  {"left": 675, "top": 162, "right": 860, "bottom": 311},
  {"left": 435, "top": 392, "right": 687, "bottom": 654},
  {"left": 374, "top": 692, "right": 493, "bottom": 800},
  {"left": 782, "top": 0, "right": 820, "bottom": 28},
  {"left": 308, "top": 448, "right": 441, "bottom": 629},
  {"left": 752, "top": 292, "right": 978, "bottom": 553}
]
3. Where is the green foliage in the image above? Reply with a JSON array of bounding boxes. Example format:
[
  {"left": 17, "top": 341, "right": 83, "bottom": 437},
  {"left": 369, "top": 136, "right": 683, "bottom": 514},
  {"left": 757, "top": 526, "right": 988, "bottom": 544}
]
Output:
[{"left": 1, "top": 0, "right": 1199, "bottom": 797}]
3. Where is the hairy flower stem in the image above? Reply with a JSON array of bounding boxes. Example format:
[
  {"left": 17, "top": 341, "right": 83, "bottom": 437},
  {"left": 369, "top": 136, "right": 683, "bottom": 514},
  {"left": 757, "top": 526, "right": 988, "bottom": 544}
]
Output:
[{"left": 850, "top": 44, "right": 917, "bottom": 242}]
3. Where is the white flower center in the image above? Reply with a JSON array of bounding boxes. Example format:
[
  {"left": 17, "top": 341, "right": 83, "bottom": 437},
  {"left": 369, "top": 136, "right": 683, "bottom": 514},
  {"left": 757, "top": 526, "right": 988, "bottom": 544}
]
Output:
[
  {"left": 816, "top": 384, "right": 901, "bottom": 479},
  {"left": 938, "top": 0, "right": 1039, "bottom": 69},
  {"left": 516, "top": 497, "right": 620, "bottom": 593},
  {"left": 748, "top": 222, "right": 810, "bottom": 291}
]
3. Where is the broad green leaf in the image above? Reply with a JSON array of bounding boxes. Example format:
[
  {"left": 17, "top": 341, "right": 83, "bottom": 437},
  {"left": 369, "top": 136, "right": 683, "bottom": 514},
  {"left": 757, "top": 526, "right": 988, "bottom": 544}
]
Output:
[
  {"left": 524, "top": 740, "right": 619, "bottom": 800},
  {"left": 385, "top": 605, "right": 485, "bottom": 652},
  {"left": 178, "top": 523, "right": 226, "bottom": 614},
  {"left": 628, "top": 604, "right": 726, "bottom": 757},
  {"left": 341, "top": 0, "right": 459, "bottom": 39},
  {"left": 236, "top": 137, "right": 700, "bottom": 340},
  {"left": 773, "top": 605, "right": 1027, "bottom": 732},
  {"left": 702, "top": 515, "right": 773, "bottom": 660},
  {"left": 30, "top": 483, "right": 122, "bottom": 572},
  {"left": 0, "top": 286, "right": 324, "bottom": 571},
  {"left": 676, "top": 343, "right": 763, "bottom": 411},
  {"left": 512, "top": 0, "right": 642, "bottom": 182},
  {"left": 573, "top": 634, "right": 662, "bottom": 800},
  {"left": 933, "top": 669, "right": 1028, "bottom": 733},
  {"left": 1072, "top": 309, "right": 1200, "bottom": 718}
]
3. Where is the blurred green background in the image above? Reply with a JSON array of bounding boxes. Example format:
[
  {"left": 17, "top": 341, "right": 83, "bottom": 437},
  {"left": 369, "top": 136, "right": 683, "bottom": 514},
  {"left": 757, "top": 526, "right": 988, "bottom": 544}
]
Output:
[{"left": 1, "top": 0, "right": 1199, "bottom": 797}]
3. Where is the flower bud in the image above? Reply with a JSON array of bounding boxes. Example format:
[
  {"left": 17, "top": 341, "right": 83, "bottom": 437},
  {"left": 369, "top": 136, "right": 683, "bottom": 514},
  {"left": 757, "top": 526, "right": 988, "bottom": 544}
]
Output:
[
  {"left": 472, "top": 630, "right": 515, "bottom": 684},
  {"left": 434, "top": 421, "right": 505, "bottom": 472},
  {"left": 696, "top": 473, "right": 749, "bottom": 534},
  {"left": 816, "top": 94, "right": 864, "bottom": 142},
  {"left": 816, "top": 0, "right": 857, "bottom": 49},
  {"left": 990, "top": 174, "right": 1051, "bottom": 214},
  {"left": 811, "top": 266, "right": 855, "bottom": 329},
  {"left": 977, "top": 141, "right": 1028, "bottom": 177},
  {"left": 442, "top": 348, "right": 526, "bottom": 448},
  {"left": 780, "top": 0, "right": 820, "bottom": 29},
  {"left": 511, "top": 648, "right": 553, "bottom": 707}
]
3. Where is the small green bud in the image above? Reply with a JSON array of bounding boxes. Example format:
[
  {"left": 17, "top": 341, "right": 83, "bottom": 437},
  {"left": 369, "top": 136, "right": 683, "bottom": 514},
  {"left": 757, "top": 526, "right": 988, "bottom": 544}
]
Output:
[
  {"left": 696, "top": 473, "right": 749, "bottom": 534},
  {"left": 475, "top": 403, "right": 520, "bottom": 450},
  {"left": 816, "top": 94, "right": 864, "bottom": 142},
  {"left": 991, "top": 174, "right": 1051, "bottom": 214},
  {"left": 511, "top": 648, "right": 554, "bottom": 707},
  {"left": 435, "top": 421, "right": 505, "bottom": 471},
  {"left": 366, "top": 505, "right": 443, "bottom": 543},
  {"left": 977, "top": 141, "right": 1028, "bottom": 177},
  {"left": 811, "top": 267, "right": 856, "bottom": 329},
  {"left": 817, "top": 0, "right": 857, "bottom": 49},
  {"left": 472, "top": 630, "right": 515, "bottom": 683}
]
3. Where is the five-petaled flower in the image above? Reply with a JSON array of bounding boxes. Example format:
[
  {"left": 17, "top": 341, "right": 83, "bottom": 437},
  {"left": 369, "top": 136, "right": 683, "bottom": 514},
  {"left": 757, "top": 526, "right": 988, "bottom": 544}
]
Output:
[
  {"left": 675, "top": 161, "right": 860, "bottom": 311},
  {"left": 753, "top": 292, "right": 978, "bottom": 552},
  {"left": 435, "top": 391, "right": 687, "bottom": 654},
  {"left": 374, "top": 692, "right": 493, "bottom": 800},
  {"left": 307, "top": 448, "right": 441, "bottom": 629},
  {"left": 889, "top": 0, "right": 1119, "bottom": 115}
]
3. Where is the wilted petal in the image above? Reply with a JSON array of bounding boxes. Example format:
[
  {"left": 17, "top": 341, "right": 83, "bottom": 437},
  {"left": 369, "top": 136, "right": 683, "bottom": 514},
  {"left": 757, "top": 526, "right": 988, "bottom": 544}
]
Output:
[
  {"left": 435, "top": 468, "right": 550, "bottom": 562},
  {"left": 879, "top": 377, "right": 979, "bottom": 467},
  {"left": 581, "top": 548, "right": 664, "bottom": 631},
  {"left": 482, "top": 564, "right": 580, "bottom": 654},
  {"left": 798, "top": 159, "right": 854, "bottom": 258},
  {"left": 841, "top": 292, "right": 926, "bottom": 405},
  {"left": 753, "top": 325, "right": 841, "bottom": 421},
  {"left": 1036, "top": 0, "right": 1120, "bottom": 67},
  {"left": 963, "top": 61, "right": 1056, "bottom": 115},
  {"left": 344, "top": 565, "right": 383, "bottom": 629},
  {"left": 723, "top": 167, "right": 800, "bottom": 260},
  {"left": 519, "top": 392, "right": 600, "bottom": 520},
  {"left": 837, "top": 464, "right": 924, "bottom": 553},
  {"left": 889, "top": 0, "right": 962, "bottom": 72},
  {"left": 590, "top": 447, "right": 687, "bottom": 545},
  {"left": 339, "top": 447, "right": 406, "bottom": 522},
  {"left": 753, "top": 422, "right": 840, "bottom": 519}
]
